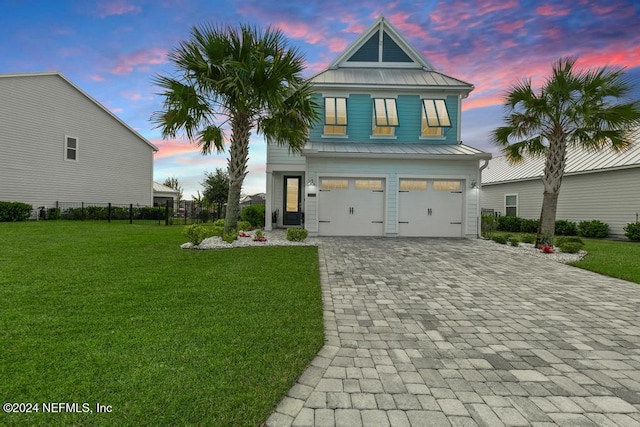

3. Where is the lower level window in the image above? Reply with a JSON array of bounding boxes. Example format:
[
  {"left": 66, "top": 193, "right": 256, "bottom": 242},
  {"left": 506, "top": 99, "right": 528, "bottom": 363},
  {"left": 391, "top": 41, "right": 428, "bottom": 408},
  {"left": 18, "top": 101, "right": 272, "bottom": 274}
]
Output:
[{"left": 505, "top": 194, "right": 517, "bottom": 216}]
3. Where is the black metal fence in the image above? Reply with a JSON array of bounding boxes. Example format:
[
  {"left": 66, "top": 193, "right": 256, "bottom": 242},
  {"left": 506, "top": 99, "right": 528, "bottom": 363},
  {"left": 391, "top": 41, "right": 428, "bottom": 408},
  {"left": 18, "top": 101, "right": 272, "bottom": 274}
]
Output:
[{"left": 36, "top": 200, "right": 173, "bottom": 225}]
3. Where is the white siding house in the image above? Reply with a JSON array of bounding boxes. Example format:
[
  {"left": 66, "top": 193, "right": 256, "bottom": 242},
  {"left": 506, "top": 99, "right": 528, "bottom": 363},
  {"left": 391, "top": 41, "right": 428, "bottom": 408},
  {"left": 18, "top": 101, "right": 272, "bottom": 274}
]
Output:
[
  {"left": 0, "top": 72, "right": 157, "bottom": 209},
  {"left": 481, "top": 128, "right": 640, "bottom": 237},
  {"left": 265, "top": 17, "right": 491, "bottom": 237}
]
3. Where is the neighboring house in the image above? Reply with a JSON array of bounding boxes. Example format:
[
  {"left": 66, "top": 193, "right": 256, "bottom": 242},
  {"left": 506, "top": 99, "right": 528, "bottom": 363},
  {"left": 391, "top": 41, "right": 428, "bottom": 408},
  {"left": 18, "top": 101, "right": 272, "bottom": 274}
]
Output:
[
  {"left": 0, "top": 72, "right": 157, "bottom": 210},
  {"left": 240, "top": 193, "right": 266, "bottom": 209},
  {"left": 265, "top": 17, "right": 491, "bottom": 237},
  {"left": 481, "top": 128, "right": 640, "bottom": 237},
  {"left": 153, "top": 181, "right": 180, "bottom": 210}
]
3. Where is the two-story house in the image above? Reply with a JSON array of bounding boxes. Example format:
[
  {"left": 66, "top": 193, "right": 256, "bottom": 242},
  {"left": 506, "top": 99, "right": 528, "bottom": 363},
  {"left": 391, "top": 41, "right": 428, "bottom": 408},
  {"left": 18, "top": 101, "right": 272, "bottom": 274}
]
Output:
[{"left": 265, "top": 17, "right": 491, "bottom": 237}]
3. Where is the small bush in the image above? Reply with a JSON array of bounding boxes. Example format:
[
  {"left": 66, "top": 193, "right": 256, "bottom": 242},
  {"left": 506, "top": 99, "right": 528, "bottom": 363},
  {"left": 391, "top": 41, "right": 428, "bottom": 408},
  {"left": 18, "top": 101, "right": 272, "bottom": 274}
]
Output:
[
  {"left": 508, "top": 236, "right": 519, "bottom": 247},
  {"left": 578, "top": 220, "right": 609, "bottom": 238},
  {"left": 206, "top": 225, "right": 224, "bottom": 237},
  {"left": 481, "top": 215, "right": 498, "bottom": 237},
  {"left": 520, "top": 233, "right": 536, "bottom": 244},
  {"left": 519, "top": 219, "right": 539, "bottom": 233},
  {"left": 491, "top": 234, "right": 509, "bottom": 245},
  {"left": 623, "top": 222, "right": 640, "bottom": 241},
  {"left": 223, "top": 231, "right": 237, "bottom": 244},
  {"left": 555, "top": 220, "right": 577, "bottom": 236},
  {"left": 497, "top": 216, "right": 521, "bottom": 232},
  {"left": 241, "top": 204, "right": 266, "bottom": 228},
  {"left": 184, "top": 224, "right": 208, "bottom": 245},
  {"left": 47, "top": 207, "right": 61, "bottom": 220},
  {"left": 213, "top": 219, "right": 225, "bottom": 227},
  {"left": 237, "top": 220, "right": 252, "bottom": 231},
  {"left": 287, "top": 228, "right": 308, "bottom": 242},
  {"left": 0, "top": 201, "right": 33, "bottom": 222},
  {"left": 555, "top": 236, "right": 584, "bottom": 246},
  {"left": 558, "top": 242, "right": 583, "bottom": 254}
]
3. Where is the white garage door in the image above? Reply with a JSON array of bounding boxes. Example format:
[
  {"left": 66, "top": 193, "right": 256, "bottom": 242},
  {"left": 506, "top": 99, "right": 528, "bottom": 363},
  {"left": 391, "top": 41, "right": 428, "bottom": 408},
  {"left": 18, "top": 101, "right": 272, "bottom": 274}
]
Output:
[
  {"left": 318, "top": 178, "right": 385, "bottom": 236},
  {"left": 398, "top": 179, "right": 463, "bottom": 237}
]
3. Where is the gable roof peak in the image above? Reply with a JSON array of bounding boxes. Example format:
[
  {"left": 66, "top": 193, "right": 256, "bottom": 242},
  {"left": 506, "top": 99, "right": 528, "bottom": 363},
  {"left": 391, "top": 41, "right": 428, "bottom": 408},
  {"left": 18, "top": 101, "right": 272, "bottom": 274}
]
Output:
[{"left": 329, "top": 15, "right": 433, "bottom": 71}]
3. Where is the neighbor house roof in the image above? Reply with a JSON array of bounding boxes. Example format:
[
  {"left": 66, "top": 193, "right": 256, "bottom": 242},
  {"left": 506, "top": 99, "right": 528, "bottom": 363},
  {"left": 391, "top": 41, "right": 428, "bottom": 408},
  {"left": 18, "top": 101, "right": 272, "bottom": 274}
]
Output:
[
  {"left": 303, "top": 142, "right": 491, "bottom": 160},
  {"left": 153, "top": 182, "right": 180, "bottom": 194},
  {"left": 482, "top": 128, "right": 640, "bottom": 185},
  {"left": 0, "top": 72, "right": 158, "bottom": 152}
]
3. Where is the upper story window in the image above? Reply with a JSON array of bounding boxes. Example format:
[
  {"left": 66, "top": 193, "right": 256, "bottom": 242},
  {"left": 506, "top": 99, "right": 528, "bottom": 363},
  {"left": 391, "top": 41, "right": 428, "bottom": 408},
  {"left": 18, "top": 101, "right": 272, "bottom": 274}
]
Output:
[
  {"left": 65, "top": 136, "right": 78, "bottom": 161},
  {"left": 421, "top": 99, "right": 451, "bottom": 138},
  {"left": 324, "top": 97, "right": 347, "bottom": 136},
  {"left": 372, "top": 98, "right": 398, "bottom": 137}
]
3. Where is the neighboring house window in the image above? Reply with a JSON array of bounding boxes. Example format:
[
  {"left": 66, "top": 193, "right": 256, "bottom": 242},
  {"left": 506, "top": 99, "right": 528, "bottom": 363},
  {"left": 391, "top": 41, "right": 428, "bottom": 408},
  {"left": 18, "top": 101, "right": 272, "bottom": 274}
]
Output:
[
  {"left": 421, "top": 99, "right": 451, "bottom": 137},
  {"left": 505, "top": 194, "right": 518, "bottom": 216},
  {"left": 65, "top": 136, "right": 78, "bottom": 161},
  {"left": 324, "top": 97, "right": 347, "bottom": 136},
  {"left": 372, "top": 98, "right": 398, "bottom": 137}
]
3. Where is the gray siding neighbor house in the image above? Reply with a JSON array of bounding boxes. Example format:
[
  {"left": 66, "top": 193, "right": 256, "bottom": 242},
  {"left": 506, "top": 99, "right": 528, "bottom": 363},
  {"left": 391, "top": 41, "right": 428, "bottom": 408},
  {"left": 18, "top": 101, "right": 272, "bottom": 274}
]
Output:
[
  {"left": 0, "top": 72, "right": 157, "bottom": 210},
  {"left": 481, "top": 128, "right": 640, "bottom": 237},
  {"left": 265, "top": 17, "right": 491, "bottom": 237}
]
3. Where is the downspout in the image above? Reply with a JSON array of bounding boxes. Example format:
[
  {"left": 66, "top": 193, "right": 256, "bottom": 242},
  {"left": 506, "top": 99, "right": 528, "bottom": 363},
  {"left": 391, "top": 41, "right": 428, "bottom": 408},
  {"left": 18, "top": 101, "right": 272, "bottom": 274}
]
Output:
[{"left": 477, "top": 159, "right": 490, "bottom": 238}]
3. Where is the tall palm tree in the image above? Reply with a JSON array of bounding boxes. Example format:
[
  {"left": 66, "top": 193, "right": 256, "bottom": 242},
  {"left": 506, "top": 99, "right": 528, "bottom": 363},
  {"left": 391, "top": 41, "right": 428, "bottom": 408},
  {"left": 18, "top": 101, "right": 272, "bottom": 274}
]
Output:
[
  {"left": 152, "top": 23, "right": 320, "bottom": 234},
  {"left": 492, "top": 57, "right": 640, "bottom": 246}
]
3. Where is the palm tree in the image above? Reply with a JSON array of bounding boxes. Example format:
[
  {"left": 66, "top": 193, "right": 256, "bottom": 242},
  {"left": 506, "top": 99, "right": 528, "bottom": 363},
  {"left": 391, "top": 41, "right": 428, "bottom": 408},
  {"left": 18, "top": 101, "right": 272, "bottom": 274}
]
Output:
[
  {"left": 492, "top": 57, "right": 640, "bottom": 246},
  {"left": 152, "top": 23, "right": 319, "bottom": 234}
]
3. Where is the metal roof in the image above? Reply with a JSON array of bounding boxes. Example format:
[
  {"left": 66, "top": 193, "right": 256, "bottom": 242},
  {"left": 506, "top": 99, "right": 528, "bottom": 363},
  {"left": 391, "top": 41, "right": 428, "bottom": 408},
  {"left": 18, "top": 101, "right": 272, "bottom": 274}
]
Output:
[
  {"left": 303, "top": 142, "right": 491, "bottom": 160},
  {"left": 153, "top": 182, "right": 180, "bottom": 194},
  {"left": 311, "top": 68, "right": 473, "bottom": 91},
  {"left": 482, "top": 129, "right": 640, "bottom": 184}
]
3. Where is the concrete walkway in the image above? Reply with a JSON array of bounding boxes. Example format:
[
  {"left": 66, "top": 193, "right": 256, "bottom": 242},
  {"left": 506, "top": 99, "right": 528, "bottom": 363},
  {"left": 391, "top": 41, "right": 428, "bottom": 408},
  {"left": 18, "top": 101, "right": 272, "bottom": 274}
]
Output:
[{"left": 266, "top": 238, "right": 640, "bottom": 426}]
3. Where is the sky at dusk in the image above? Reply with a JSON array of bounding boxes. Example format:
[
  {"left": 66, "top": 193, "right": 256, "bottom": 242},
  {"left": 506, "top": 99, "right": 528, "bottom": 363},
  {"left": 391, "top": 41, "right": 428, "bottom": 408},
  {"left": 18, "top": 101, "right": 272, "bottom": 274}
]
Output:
[{"left": 2, "top": 0, "right": 639, "bottom": 199}]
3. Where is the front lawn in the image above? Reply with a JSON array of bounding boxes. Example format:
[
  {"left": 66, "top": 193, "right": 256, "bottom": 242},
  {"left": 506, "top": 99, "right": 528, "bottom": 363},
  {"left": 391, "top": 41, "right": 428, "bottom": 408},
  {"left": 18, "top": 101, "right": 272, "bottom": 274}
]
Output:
[
  {"left": 0, "top": 221, "right": 324, "bottom": 426},
  {"left": 569, "top": 238, "right": 640, "bottom": 284}
]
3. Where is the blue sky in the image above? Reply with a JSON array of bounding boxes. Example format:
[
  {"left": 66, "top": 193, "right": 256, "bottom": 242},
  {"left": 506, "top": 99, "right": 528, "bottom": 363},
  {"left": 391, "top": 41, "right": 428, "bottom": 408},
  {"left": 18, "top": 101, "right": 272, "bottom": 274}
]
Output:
[{"left": 2, "top": 0, "right": 639, "bottom": 198}]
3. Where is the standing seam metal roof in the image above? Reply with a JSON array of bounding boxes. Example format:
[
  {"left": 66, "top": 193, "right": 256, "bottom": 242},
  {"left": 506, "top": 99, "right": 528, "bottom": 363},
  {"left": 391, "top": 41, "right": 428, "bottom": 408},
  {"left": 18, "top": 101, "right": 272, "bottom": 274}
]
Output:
[{"left": 311, "top": 68, "right": 473, "bottom": 89}]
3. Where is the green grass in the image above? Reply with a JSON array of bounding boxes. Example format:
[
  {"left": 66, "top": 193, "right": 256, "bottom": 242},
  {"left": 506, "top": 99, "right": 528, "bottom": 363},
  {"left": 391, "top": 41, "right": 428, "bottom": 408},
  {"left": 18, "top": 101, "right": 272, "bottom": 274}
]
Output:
[
  {"left": 569, "top": 238, "right": 640, "bottom": 284},
  {"left": 0, "top": 221, "right": 324, "bottom": 426}
]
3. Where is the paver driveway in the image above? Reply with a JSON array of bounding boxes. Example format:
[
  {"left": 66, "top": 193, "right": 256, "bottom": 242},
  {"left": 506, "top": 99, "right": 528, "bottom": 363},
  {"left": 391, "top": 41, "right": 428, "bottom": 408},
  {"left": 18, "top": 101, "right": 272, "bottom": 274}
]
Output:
[{"left": 266, "top": 238, "right": 640, "bottom": 426}]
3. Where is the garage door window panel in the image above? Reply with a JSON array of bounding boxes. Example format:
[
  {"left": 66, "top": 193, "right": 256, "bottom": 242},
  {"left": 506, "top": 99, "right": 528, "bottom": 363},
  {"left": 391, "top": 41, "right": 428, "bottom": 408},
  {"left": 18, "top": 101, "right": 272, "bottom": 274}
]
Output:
[
  {"left": 355, "top": 179, "right": 383, "bottom": 190},
  {"left": 433, "top": 180, "right": 461, "bottom": 191},
  {"left": 400, "top": 179, "right": 427, "bottom": 191},
  {"left": 321, "top": 179, "right": 348, "bottom": 190}
]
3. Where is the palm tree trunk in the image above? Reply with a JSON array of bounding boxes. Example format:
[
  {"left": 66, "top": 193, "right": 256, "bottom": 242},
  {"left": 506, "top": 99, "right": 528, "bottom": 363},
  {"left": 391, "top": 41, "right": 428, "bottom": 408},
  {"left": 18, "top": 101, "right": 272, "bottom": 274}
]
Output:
[
  {"left": 224, "top": 113, "right": 251, "bottom": 235},
  {"left": 535, "top": 134, "right": 567, "bottom": 247}
]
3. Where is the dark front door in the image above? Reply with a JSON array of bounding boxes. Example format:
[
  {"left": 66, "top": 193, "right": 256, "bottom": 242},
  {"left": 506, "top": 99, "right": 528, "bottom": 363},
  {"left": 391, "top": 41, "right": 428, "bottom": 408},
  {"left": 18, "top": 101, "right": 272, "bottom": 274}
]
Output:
[{"left": 283, "top": 176, "right": 302, "bottom": 226}]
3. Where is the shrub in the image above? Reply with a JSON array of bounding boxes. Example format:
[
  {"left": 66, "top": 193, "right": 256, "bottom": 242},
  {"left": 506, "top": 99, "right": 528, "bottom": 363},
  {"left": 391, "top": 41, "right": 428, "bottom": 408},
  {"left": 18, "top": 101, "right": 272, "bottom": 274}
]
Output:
[
  {"left": 497, "top": 216, "right": 521, "bottom": 232},
  {"left": 223, "top": 231, "right": 237, "bottom": 244},
  {"left": 491, "top": 234, "right": 509, "bottom": 244},
  {"left": 555, "top": 236, "right": 584, "bottom": 246},
  {"left": 287, "top": 227, "right": 308, "bottom": 242},
  {"left": 520, "top": 233, "right": 536, "bottom": 244},
  {"left": 519, "top": 219, "right": 539, "bottom": 233},
  {"left": 206, "top": 225, "right": 224, "bottom": 237},
  {"left": 241, "top": 205, "right": 266, "bottom": 228},
  {"left": 184, "top": 224, "right": 208, "bottom": 245},
  {"left": 578, "top": 220, "right": 609, "bottom": 238},
  {"left": 213, "top": 219, "right": 225, "bottom": 227},
  {"left": 623, "top": 222, "right": 640, "bottom": 241},
  {"left": 0, "top": 201, "right": 33, "bottom": 222},
  {"left": 508, "top": 236, "right": 519, "bottom": 247},
  {"left": 237, "top": 220, "right": 252, "bottom": 231},
  {"left": 47, "top": 207, "right": 61, "bottom": 220},
  {"left": 481, "top": 215, "right": 498, "bottom": 237},
  {"left": 555, "top": 220, "right": 577, "bottom": 236},
  {"left": 558, "top": 242, "right": 583, "bottom": 254}
]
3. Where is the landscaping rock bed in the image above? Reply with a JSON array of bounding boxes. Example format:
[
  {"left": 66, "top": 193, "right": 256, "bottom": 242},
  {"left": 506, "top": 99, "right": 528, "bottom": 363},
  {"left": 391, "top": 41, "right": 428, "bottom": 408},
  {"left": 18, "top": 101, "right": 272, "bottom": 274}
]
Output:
[
  {"left": 478, "top": 238, "right": 587, "bottom": 263},
  {"left": 181, "top": 229, "right": 319, "bottom": 249}
]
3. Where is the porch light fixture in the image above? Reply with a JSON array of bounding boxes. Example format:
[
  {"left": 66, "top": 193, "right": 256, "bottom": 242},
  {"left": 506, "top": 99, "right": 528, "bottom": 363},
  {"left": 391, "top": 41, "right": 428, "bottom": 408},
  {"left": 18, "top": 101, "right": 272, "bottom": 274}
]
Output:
[
  {"left": 470, "top": 180, "right": 478, "bottom": 189},
  {"left": 307, "top": 179, "right": 317, "bottom": 195}
]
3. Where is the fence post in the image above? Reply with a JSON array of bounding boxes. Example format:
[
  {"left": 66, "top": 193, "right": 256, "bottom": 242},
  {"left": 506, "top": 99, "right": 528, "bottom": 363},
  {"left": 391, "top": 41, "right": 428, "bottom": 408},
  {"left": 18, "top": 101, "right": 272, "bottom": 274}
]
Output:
[
  {"left": 82, "top": 202, "right": 85, "bottom": 221},
  {"left": 108, "top": 203, "right": 112, "bottom": 223},
  {"left": 165, "top": 200, "right": 170, "bottom": 226},
  {"left": 129, "top": 204, "right": 133, "bottom": 224}
]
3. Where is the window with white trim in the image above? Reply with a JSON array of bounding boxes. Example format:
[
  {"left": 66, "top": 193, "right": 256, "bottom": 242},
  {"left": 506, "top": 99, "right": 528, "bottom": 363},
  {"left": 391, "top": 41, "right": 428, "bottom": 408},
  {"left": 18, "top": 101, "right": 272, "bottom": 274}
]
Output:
[
  {"left": 372, "top": 98, "right": 398, "bottom": 137},
  {"left": 65, "top": 136, "right": 78, "bottom": 161},
  {"left": 421, "top": 99, "right": 451, "bottom": 137},
  {"left": 399, "top": 179, "right": 427, "bottom": 191},
  {"left": 355, "top": 179, "right": 383, "bottom": 190},
  {"left": 505, "top": 194, "right": 518, "bottom": 216},
  {"left": 321, "top": 179, "right": 348, "bottom": 190},
  {"left": 433, "top": 180, "right": 461, "bottom": 191},
  {"left": 324, "top": 97, "right": 347, "bottom": 136}
]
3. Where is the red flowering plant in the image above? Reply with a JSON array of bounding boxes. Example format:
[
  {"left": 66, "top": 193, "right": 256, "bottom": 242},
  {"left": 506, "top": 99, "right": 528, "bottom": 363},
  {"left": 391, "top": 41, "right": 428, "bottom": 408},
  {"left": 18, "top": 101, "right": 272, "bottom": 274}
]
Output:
[
  {"left": 540, "top": 245, "right": 554, "bottom": 254},
  {"left": 252, "top": 230, "right": 267, "bottom": 242},
  {"left": 238, "top": 231, "right": 251, "bottom": 238}
]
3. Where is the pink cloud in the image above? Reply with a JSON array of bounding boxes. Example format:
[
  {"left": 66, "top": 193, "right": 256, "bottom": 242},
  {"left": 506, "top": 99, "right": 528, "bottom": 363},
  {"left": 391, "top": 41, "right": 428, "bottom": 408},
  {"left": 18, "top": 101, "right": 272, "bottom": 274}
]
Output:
[
  {"left": 151, "top": 138, "right": 202, "bottom": 159},
  {"left": 387, "top": 12, "right": 428, "bottom": 40},
  {"left": 496, "top": 20, "right": 526, "bottom": 34},
  {"left": 112, "top": 48, "right": 167, "bottom": 75},
  {"left": 536, "top": 4, "right": 571, "bottom": 16},
  {"left": 275, "top": 21, "right": 323, "bottom": 45},
  {"left": 325, "top": 37, "right": 348, "bottom": 53},
  {"left": 90, "top": 74, "right": 106, "bottom": 82},
  {"left": 95, "top": 1, "right": 141, "bottom": 18},
  {"left": 339, "top": 15, "right": 366, "bottom": 34},
  {"left": 120, "top": 91, "right": 145, "bottom": 101}
]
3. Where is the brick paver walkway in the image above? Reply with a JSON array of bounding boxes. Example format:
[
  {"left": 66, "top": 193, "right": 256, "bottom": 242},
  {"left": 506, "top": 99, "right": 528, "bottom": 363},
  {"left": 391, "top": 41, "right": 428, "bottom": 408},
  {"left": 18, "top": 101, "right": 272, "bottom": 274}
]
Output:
[{"left": 266, "top": 238, "right": 640, "bottom": 426}]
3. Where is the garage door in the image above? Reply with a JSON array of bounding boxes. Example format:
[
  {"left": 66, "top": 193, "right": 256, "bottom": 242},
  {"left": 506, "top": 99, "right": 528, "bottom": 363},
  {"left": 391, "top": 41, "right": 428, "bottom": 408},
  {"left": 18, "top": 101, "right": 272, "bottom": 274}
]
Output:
[
  {"left": 398, "top": 179, "right": 463, "bottom": 237},
  {"left": 318, "top": 178, "right": 385, "bottom": 236}
]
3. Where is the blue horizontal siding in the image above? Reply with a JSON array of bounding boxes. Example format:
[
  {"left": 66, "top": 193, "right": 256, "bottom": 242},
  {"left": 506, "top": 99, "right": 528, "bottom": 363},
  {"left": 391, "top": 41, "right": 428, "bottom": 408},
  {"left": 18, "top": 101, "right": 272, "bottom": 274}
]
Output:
[{"left": 309, "top": 93, "right": 459, "bottom": 144}]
